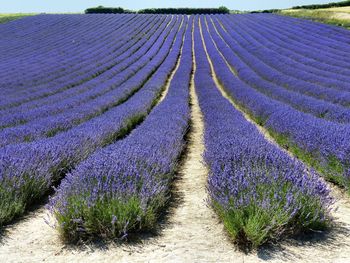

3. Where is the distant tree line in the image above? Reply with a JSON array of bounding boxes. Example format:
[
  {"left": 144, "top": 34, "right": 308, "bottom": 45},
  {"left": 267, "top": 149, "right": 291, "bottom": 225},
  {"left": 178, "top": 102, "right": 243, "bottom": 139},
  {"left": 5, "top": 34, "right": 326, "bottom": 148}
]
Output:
[
  {"left": 250, "top": 9, "right": 280, "bottom": 14},
  {"left": 85, "top": 6, "right": 230, "bottom": 14},
  {"left": 85, "top": 6, "right": 135, "bottom": 14},
  {"left": 292, "top": 0, "right": 350, "bottom": 9},
  {"left": 138, "top": 7, "right": 230, "bottom": 14}
]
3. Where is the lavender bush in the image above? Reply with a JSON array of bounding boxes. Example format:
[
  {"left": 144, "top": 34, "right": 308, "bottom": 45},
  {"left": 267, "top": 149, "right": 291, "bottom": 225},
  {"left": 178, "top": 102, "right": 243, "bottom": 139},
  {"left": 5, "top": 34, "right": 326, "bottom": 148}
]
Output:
[
  {"left": 48, "top": 17, "right": 192, "bottom": 240},
  {"left": 195, "top": 16, "right": 332, "bottom": 247},
  {"left": 202, "top": 15, "right": 350, "bottom": 191},
  {"left": 0, "top": 15, "right": 184, "bottom": 226},
  {"left": 0, "top": 16, "right": 178, "bottom": 145},
  {"left": 0, "top": 15, "right": 167, "bottom": 128}
]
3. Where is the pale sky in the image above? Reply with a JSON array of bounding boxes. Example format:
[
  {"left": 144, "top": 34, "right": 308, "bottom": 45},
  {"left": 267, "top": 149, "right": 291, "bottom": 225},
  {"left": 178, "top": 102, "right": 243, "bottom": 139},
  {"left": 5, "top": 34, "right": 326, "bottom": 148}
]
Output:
[{"left": 1, "top": 0, "right": 336, "bottom": 13}]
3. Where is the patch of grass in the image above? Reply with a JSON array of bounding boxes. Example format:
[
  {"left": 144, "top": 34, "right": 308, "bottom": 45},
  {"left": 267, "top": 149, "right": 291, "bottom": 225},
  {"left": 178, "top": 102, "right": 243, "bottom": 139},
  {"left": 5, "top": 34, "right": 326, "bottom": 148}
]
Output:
[
  {"left": 0, "top": 13, "right": 35, "bottom": 24},
  {"left": 54, "top": 190, "right": 168, "bottom": 241},
  {"left": 46, "top": 127, "right": 68, "bottom": 138},
  {"left": 280, "top": 9, "right": 350, "bottom": 29},
  {"left": 0, "top": 156, "right": 76, "bottom": 226},
  {"left": 0, "top": 175, "right": 47, "bottom": 226},
  {"left": 220, "top": 85, "right": 350, "bottom": 192},
  {"left": 319, "top": 6, "right": 350, "bottom": 13},
  {"left": 269, "top": 129, "right": 350, "bottom": 190},
  {"left": 212, "top": 181, "right": 329, "bottom": 249},
  {"left": 55, "top": 196, "right": 151, "bottom": 241}
]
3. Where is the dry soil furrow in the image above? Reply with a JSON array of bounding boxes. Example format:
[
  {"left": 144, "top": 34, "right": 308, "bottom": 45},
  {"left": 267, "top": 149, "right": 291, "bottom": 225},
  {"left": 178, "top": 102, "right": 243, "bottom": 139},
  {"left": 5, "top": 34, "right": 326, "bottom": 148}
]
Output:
[
  {"left": 198, "top": 15, "right": 350, "bottom": 263},
  {"left": 0, "top": 22, "right": 239, "bottom": 263}
]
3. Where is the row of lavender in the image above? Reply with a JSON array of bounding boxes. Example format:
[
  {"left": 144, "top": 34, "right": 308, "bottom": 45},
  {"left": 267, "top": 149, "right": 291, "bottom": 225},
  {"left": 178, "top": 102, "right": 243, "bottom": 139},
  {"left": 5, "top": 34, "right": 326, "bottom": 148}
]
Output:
[
  {"left": 0, "top": 15, "right": 166, "bottom": 109},
  {"left": 0, "top": 15, "right": 170, "bottom": 129},
  {"left": 208, "top": 16, "right": 350, "bottom": 124},
  {"left": 194, "top": 16, "right": 332, "bottom": 247},
  {"left": 0, "top": 16, "right": 179, "bottom": 146},
  {"left": 202, "top": 14, "right": 350, "bottom": 190},
  {"left": 223, "top": 15, "right": 350, "bottom": 106},
  {"left": 0, "top": 15, "right": 150, "bottom": 95},
  {"left": 48, "top": 17, "right": 193, "bottom": 239},
  {"left": 0, "top": 13, "right": 345, "bottom": 248},
  {"left": 48, "top": 14, "right": 335, "bottom": 246},
  {"left": 0, "top": 15, "right": 185, "bottom": 225},
  {"left": 0, "top": 15, "right": 130, "bottom": 92}
]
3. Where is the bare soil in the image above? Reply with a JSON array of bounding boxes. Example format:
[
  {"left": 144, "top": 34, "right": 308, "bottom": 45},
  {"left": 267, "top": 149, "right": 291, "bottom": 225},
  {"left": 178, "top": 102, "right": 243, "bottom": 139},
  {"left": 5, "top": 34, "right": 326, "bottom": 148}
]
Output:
[
  {"left": 331, "top": 12, "right": 350, "bottom": 21},
  {"left": 0, "top": 58, "right": 240, "bottom": 263},
  {"left": 1, "top": 76, "right": 350, "bottom": 263}
]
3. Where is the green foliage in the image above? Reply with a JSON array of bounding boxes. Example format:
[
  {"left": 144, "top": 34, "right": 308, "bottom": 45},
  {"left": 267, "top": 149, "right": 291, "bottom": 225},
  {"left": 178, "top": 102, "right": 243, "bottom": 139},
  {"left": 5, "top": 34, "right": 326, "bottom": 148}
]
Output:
[
  {"left": 270, "top": 130, "right": 350, "bottom": 190},
  {"left": 280, "top": 10, "right": 350, "bottom": 29},
  {"left": 84, "top": 6, "right": 230, "bottom": 15},
  {"left": 0, "top": 185, "right": 26, "bottom": 226},
  {"left": 218, "top": 6, "right": 230, "bottom": 14},
  {"left": 54, "top": 193, "right": 167, "bottom": 241},
  {"left": 0, "top": 175, "right": 47, "bottom": 226},
  {"left": 250, "top": 9, "right": 280, "bottom": 14},
  {"left": 292, "top": 0, "right": 350, "bottom": 10},
  {"left": 0, "top": 14, "right": 34, "bottom": 24},
  {"left": 213, "top": 181, "right": 329, "bottom": 248},
  {"left": 138, "top": 7, "right": 230, "bottom": 14},
  {"left": 85, "top": 6, "right": 135, "bottom": 14},
  {"left": 56, "top": 197, "right": 140, "bottom": 240}
]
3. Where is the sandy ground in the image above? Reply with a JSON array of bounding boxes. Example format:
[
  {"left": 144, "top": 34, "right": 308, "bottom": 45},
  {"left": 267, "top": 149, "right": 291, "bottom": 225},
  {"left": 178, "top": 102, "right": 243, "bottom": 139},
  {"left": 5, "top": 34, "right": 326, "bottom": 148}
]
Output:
[
  {"left": 331, "top": 12, "right": 350, "bottom": 21},
  {"left": 0, "top": 48, "right": 240, "bottom": 262},
  {"left": 319, "top": 7, "right": 350, "bottom": 13},
  {"left": 282, "top": 8, "right": 350, "bottom": 22},
  {"left": 199, "top": 17, "right": 350, "bottom": 262},
  {"left": 284, "top": 7, "right": 350, "bottom": 13}
]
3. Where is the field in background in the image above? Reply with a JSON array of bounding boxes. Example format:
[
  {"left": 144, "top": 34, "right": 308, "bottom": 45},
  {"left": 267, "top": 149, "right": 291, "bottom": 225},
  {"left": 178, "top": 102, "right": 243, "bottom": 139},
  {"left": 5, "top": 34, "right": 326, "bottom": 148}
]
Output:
[
  {"left": 281, "top": 7, "right": 350, "bottom": 29},
  {"left": 318, "top": 6, "right": 350, "bottom": 12},
  {"left": 0, "top": 13, "right": 35, "bottom": 24}
]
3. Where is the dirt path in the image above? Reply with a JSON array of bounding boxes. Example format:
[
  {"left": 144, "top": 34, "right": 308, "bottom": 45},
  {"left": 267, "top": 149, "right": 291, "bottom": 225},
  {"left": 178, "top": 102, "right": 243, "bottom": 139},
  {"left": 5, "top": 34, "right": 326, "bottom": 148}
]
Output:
[
  {"left": 198, "top": 16, "right": 350, "bottom": 263},
  {"left": 0, "top": 21, "right": 238, "bottom": 262},
  {"left": 1, "top": 133, "right": 350, "bottom": 262},
  {"left": 0, "top": 38, "right": 241, "bottom": 262}
]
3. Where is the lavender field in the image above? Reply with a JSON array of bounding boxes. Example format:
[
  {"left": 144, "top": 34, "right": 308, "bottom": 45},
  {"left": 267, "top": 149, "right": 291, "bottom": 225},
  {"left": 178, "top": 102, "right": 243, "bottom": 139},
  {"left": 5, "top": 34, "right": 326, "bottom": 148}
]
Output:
[{"left": 1, "top": 13, "right": 350, "bottom": 262}]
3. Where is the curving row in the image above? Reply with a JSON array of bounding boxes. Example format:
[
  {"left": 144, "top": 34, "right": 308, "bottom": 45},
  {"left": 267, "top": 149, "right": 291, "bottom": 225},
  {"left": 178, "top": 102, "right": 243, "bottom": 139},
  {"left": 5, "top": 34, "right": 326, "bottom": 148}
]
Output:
[
  {"left": 194, "top": 16, "right": 331, "bottom": 247},
  {"left": 0, "top": 13, "right": 347, "bottom": 248},
  {"left": 0, "top": 15, "right": 185, "bottom": 226},
  {"left": 49, "top": 17, "right": 193, "bottom": 240},
  {"left": 207, "top": 16, "right": 350, "bottom": 123},
  {"left": 0, "top": 15, "right": 170, "bottom": 127},
  {"left": 0, "top": 15, "right": 167, "bottom": 108},
  {"left": 202, "top": 14, "right": 350, "bottom": 190},
  {"left": 218, "top": 16, "right": 350, "bottom": 94},
  {"left": 0, "top": 16, "right": 180, "bottom": 146},
  {"left": 0, "top": 15, "right": 144, "bottom": 91}
]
